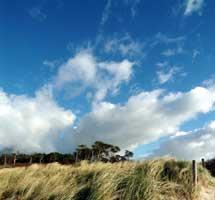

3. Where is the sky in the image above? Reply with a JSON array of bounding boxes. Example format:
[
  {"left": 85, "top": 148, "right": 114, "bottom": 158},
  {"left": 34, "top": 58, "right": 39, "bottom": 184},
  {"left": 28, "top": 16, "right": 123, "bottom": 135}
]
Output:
[{"left": 0, "top": 0, "right": 215, "bottom": 160}]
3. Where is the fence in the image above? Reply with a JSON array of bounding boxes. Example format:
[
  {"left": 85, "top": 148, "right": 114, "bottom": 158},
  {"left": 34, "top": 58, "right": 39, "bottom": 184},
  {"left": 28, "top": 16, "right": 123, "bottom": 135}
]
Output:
[{"left": 192, "top": 158, "right": 207, "bottom": 189}]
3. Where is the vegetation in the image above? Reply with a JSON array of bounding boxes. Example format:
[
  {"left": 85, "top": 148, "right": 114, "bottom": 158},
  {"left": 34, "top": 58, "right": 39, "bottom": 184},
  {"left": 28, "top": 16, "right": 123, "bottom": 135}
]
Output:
[
  {"left": 0, "top": 158, "right": 214, "bottom": 200},
  {"left": 0, "top": 142, "right": 214, "bottom": 199},
  {"left": 205, "top": 158, "right": 215, "bottom": 177},
  {"left": 0, "top": 141, "right": 133, "bottom": 165}
]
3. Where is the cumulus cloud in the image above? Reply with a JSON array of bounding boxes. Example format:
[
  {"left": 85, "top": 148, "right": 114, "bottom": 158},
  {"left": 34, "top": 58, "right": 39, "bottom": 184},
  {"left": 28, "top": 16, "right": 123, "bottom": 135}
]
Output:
[
  {"left": 54, "top": 50, "right": 134, "bottom": 102},
  {"left": 151, "top": 121, "right": 215, "bottom": 160},
  {"left": 0, "top": 86, "right": 75, "bottom": 153},
  {"left": 184, "top": 0, "right": 205, "bottom": 16},
  {"left": 60, "top": 86, "right": 215, "bottom": 152},
  {"left": 1, "top": 84, "right": 215, "bottom": 154}
]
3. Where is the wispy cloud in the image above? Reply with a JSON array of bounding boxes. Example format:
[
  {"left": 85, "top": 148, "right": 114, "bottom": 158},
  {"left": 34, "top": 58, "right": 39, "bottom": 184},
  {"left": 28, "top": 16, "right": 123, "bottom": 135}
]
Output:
[
  {"left": 104, "top": 34, "right": 145, "bottom": 58},
  {"left": 154, "top": 33, "right": 185, "bottom": 45},
  {"left": 28, "top": 6, "right": 47, "bottom": 21},
  {"left": 123, "top": 0, "right": 141, "bottom": 18},
  {"left": 161, "top": 46, "right": 184, "bottom": 57},
  {"left": 99, "top": 0, "right": 141, "bottom": 29},
  {"left": 100, "top": 0, "right": 112, "bottom": 27},
  {"left": 156, "top": 66, "right": 185, "bottom": 84},
  {"left": 43, "top": 59, "right": 61, "bottom": 70},
  {"left": 156, "top": 65, "right": 187, "bottom": 84},
  {"left": 192, "top": 49, "right": 200, "bottom": 61},
  {"left": 156, "top": 61, "right": 169, "bottom": 68},
  {"left": 184, "top": 0, "right": 205, "bottom": 16}
]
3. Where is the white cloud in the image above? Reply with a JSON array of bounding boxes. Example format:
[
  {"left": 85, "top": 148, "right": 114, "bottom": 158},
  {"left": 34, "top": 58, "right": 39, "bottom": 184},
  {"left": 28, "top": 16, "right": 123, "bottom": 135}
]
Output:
[
  {"left": 54, "top": 50, "right": 134, "bottom": 102},
  {"left": 184, "top": 0, "right": 205, "bottom": 16},
  {"left": 151, "top": 121, "right": 215, "bottom": 160},
  {"left": 60, "top": 86, "right": 215, "bottom": 152},
  {"left": 55, "top": 51, "right": 97, "bottom": 88},
  {"left": 203, "top": 77, "right": 215, "bottom": 88},
  {"left": 154, "top": 33, "right": 185, "bottom": 45},
  {"left": 161, "top": 46, "right": 184, "bottom": 57},
  {"left": 1, "top": 84, "right": 215, "bottom": 155},
  {"left": 0, "top": 86, "right": 75, "bottom": 153},
  {"left": 192, "top": 49, "right": 200, "bottom": 60},
  {"left": 156, "top": 67, "right": 183, "bottom": 84},
  {"left": 156, "top": 61, "right": 169, "bottom": 68},
  {"left": 100, "top": 0, "right": 112, "bottom": 26},
  {"left": 123, "top": 0, "right": 141, "bottom": 17},
  {"left": 43, "top": 59, "right": 60, "bottom": 69},
  {"left": 104, "top": 34, "right": 144, "bottom": 58},
  {"left": 100, "top": 0, "right": 141, "bottom": 28},
  {"left": 161, "top": 49, "right": 176, "bottom": 57}
]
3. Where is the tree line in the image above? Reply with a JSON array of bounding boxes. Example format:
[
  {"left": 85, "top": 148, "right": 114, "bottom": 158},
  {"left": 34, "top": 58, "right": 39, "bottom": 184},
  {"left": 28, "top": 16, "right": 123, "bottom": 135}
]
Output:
[{"left": 0, "top": 141, "right": 133, "bottom": 166}]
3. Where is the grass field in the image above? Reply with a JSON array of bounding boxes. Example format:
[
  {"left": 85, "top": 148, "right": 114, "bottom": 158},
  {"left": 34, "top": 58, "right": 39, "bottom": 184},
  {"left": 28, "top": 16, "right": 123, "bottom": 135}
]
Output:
[{"left": 0, "top": 158, "right": 214, "bottom": 200}]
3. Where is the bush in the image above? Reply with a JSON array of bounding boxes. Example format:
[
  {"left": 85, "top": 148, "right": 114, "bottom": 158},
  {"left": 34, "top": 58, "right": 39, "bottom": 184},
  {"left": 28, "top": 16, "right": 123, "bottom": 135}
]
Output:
[{"left": 205, "top": 158, "right": 215, "bottom": 177}]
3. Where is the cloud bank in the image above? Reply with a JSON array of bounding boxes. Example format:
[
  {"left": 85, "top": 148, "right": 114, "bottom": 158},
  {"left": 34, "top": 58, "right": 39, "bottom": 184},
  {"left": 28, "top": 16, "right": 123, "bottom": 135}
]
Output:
[
  {"left": 0, "top": 81, "right": 215, "bottom": 160},
  {"left": 151, "top": 121, "right": 215, "bottom": 160},
  {"left": 60, "top": 86, "right": 215, "bottom": 157},
  {"left": 0, "top": 86, "right": 75, "bottom": 153}
]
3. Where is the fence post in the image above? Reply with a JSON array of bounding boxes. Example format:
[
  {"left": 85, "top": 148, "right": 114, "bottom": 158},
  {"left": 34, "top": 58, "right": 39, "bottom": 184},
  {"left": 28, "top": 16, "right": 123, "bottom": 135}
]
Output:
[
  {"left": 40, "top": 155, "right": 43, "bottom": 164},
  {"left": 201, "top": 158, "right": 205, "bottom": 168},
  {"left": 29, "top": 156, "right": 32, "bottom": 164},
  {"left": 13, "top": 154, "right": 16, "bottom": 166},
  {"left": 192, "top": 160, "right": 197, "bottom": 188}
]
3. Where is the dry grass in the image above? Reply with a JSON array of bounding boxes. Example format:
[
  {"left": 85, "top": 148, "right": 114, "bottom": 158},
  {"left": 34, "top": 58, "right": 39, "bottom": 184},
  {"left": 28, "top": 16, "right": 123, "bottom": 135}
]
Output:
[{"left": 0, "top": 158, "right": 213, "bottom": 200}]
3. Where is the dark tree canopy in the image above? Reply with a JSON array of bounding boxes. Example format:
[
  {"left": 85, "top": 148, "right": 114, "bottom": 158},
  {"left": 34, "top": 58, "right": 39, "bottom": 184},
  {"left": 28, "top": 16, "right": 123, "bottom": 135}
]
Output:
[{"left": 205, "top": 158, "right": 215, "bottom": 177}]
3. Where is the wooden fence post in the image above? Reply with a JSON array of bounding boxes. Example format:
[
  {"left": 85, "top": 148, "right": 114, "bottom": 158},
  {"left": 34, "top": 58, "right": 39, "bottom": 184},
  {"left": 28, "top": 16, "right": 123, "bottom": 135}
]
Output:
[
  {"left": 39, "top": 155, "right": 43, "bottom": 164},
  {"left": 29, "top": 156, "right": 32, "bottom": 164},
  {"left": 13, "top": 154, "right": 17, "bottom": 166},
  {"left": 201, "top": 158, "right": 205, "bottom": 168},
  {"left": 192, "top": 160, "right": 197, "bottom": 188}
]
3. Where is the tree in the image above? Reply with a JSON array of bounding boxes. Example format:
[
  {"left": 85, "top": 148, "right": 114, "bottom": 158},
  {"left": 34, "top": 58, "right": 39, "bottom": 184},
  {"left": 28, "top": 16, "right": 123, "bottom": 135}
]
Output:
[
  {"left": 92, "top": 141, "right": 119, "bottom": 161},
  {"left": 0, "top": 141, "right": 134, "bottom": 165},
  {"left": 75, "top": 144, "right": 91, "bottom": 161},
  {"left": 124, "top": 150, "right": 134, "bottom": 161},
  {"left": 205, "top": 158, "right": 215, "bottom": 177}
]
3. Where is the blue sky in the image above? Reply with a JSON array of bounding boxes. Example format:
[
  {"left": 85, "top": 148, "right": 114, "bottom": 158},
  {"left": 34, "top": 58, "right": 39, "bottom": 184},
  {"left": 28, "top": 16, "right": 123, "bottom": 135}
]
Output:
[{"left": 0, "top": 0, "right": 215, "bottom": 160}]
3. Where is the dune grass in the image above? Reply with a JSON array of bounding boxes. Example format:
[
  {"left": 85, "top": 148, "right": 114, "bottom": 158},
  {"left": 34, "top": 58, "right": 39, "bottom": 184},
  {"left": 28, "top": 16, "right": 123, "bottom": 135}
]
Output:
[{"left": 0, "top": 158, "right": 213, "bottom": 200}]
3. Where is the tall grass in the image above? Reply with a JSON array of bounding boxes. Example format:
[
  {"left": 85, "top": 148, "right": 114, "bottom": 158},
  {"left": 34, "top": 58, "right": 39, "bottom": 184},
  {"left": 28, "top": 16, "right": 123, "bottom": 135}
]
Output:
[{"left": 0, "top": 158, "right": 213, "bottom": 200}]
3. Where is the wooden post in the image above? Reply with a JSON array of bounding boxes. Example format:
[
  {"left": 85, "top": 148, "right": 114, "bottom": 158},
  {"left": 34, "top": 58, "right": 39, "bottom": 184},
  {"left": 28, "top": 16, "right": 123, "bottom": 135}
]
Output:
[
  {"left": 13, "top": 154, "right": 16, "bottom": 166},
  {"left": 201, "top": 158, "right": 205, "bottom": 168},
  {"left": 4, "top": 154, "right": 7, "bottom": 166},
  {"left": 39, "top": 155, "right": 43, "bottom": 164},
  {"left": 29, "top": 156, "right": 32, "bottom": 164},
  {"left": 192, "top": 160, "right": 197, "bottom": 187}
]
